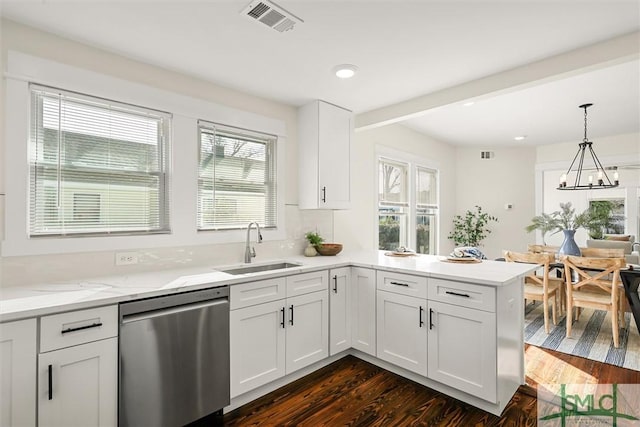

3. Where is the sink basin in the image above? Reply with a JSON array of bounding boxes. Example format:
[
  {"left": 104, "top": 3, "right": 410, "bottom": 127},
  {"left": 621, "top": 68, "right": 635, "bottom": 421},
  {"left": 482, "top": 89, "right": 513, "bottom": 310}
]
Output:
[{"left": 221, "top": 262, "right": 302, "bottom": 275}]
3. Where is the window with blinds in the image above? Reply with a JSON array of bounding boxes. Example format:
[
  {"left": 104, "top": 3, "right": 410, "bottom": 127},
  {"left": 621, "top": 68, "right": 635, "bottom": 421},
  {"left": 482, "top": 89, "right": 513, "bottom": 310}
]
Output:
[
  {"left": 198, "top": 121, "right": 277, "bottom": 230},
  {"left": 29, "top": 85, "right": 171, "bottom": 237}
]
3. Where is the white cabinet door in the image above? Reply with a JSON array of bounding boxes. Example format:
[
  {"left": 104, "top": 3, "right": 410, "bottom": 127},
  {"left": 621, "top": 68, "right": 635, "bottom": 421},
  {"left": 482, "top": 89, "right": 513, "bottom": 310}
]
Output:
[
  {"left": 317, "top": 101, "right": 351, "bottom": 209},
  {"left": 38, "top": 337, "right": 117, "bottom": 427},
  {"left": 376, "top": 290, "right": 427, "bottom": 376},
  {"left": 1, "top": 318, "right": 37, "bottom": 427},
  {"left": 427, "top": 300, "right": 497, "bottom": 403},
  {"left": 329, "top": 267, "right": 351, "bottom": 355},
  {"left": 298, "top": 100, "right": 351, "bottom": 209},
  {"left": 230, "top": 300, "right": 286, "bottom": 398},
  {"left": 351, "top": 267, "right": 376, "bottom": 356},
  {"left": 286, "top": 291, "right": 329, "bottom": 374}
]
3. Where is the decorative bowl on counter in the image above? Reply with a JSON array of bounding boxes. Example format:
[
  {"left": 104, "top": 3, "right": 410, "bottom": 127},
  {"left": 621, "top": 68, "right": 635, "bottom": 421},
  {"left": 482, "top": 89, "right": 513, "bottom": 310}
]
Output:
[{"left": 316, "top": 243, "right": 343, "bottom": 256}]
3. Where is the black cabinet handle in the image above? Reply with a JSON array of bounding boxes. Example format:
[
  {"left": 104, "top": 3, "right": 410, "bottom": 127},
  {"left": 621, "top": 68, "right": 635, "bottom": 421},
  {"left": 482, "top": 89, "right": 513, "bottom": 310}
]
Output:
[
  {"left": 445, "top": 291, "right": 470, "bottom": 298},
  {"left": 419, "top": 306, "right": 424, "bottom": 328},
  {"left": 429, "top": 308, "right": 434, "bottom": 330},
  {"left": 280, "top": 307, "right": 285, "bottom": 328},
  {"left": 289, "top": 305, "right": 294, "bottom": 326},
  {"left": 321, "top": 186, "right": 326, "bottom": 203},
  {"left": 48, "top": 364, "right": 53, "bottom": 400},
  {"left": 61, "top": 322, "right": 103, "bottom": 334},
  {"left": 390, "top": 281, "right": 409, "bottom": 287},
  {"left": 333, "top": 275, "right": 338, "bottom": 293}
]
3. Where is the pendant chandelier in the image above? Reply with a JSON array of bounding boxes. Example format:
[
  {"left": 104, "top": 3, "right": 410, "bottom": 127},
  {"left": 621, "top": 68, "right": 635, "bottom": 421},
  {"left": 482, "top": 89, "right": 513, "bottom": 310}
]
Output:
[{"left": 558, "top": 103, "right": 619, "bottom": 190}]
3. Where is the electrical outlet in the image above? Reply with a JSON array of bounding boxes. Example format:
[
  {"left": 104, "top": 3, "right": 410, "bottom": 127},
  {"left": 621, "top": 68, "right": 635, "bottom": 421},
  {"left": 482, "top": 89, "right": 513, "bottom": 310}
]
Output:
[{"left": 115, "top": 252, "right": 139, "bottom": 266}]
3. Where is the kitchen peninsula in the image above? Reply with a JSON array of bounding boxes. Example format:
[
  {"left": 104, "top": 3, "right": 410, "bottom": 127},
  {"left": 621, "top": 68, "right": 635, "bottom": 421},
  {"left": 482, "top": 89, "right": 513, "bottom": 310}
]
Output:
[{"left": 1, "top": 251, "right": 535, "bottom": 425}]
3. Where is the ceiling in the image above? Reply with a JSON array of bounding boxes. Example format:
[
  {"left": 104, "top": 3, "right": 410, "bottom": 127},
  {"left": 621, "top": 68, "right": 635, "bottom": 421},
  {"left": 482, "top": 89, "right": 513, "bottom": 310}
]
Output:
[{"left": 1, "top": 0, "right": 639, "bottom": 147}]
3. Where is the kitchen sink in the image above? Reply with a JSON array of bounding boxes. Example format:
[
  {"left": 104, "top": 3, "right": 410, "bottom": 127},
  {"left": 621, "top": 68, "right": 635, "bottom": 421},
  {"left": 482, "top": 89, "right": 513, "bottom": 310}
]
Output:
[{"left": 221, "top": 262, "right": 302, "bottom": 275}]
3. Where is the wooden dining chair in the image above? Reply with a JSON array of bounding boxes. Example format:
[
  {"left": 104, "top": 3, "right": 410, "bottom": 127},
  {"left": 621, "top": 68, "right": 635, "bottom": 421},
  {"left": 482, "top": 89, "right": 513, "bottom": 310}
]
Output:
[
  {"left": 562, "top": 255, "right": 626, "bottom": 348},
  {"left": 504, "top": 251, "right": 561, "bottom": 333}
]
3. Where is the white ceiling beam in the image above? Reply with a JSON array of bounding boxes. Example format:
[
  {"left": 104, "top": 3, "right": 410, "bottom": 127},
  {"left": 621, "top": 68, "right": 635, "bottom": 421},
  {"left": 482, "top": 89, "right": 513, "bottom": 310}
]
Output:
[{"left": 354, "top": 31, "right": 640, "bottom": 131}]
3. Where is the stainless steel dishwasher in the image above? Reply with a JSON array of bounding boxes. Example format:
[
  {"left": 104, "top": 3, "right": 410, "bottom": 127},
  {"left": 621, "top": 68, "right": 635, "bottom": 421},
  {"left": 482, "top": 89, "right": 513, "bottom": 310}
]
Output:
[{"left": 119, "top": 286, "right": 229, "bottom": 427}]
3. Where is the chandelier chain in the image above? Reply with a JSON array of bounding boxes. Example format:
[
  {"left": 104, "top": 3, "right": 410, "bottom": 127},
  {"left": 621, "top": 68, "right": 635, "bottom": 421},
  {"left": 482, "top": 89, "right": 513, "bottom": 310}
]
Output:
[{"left": 583, "top": 106, "right": 588, "bottom": 143}]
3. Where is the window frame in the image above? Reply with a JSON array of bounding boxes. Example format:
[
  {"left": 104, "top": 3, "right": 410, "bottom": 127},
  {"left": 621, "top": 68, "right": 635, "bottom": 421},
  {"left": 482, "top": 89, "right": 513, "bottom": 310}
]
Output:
[
  {"left": 376, "top": 149, "right": 440, "bottom": 255},
  {"left": 197, "top": 121, "right": 278, "bottom": 232},
  {"left": 28, "top": 84, "right": 172, "bottom": 238}
]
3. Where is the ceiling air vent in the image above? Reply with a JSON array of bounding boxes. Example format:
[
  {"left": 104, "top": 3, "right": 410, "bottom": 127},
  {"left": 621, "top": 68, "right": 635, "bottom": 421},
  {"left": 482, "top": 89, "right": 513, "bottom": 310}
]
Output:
[
  {"left": 242, "top": 0, "right": 303, "bottom": 33},
  {"left": 480, "top": 151, "right": 495, "bottom": 159}
]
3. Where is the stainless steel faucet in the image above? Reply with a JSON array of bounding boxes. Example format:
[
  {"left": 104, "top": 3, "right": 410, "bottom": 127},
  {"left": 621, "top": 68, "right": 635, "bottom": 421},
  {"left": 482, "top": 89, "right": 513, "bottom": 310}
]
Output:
[{"left": 244, "top": 222, "right": 263, "bottom": 263}]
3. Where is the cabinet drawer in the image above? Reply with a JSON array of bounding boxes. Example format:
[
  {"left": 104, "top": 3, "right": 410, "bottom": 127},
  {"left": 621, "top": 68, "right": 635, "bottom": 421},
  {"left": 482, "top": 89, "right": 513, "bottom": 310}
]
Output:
[
  {"left": 40, "top": 305, "right": 118, "bottom": 352},
  {"left": 286, "top": 271, "right": 328, "bottom": 297},
  {"left": 428, "top": 279, "right": 495, "bottom": 312},
  {"left": 230, "top": 277, "right": 286, "bottom": 310},
  {"left": 377, "top": 270, "right": 427, "bottom": 299}
]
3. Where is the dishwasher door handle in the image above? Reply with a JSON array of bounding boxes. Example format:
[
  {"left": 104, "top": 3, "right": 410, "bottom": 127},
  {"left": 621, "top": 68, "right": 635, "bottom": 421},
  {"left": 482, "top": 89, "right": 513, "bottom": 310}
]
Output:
[{"left": 122, "top": 298, "right": 228, "bottom": 324}]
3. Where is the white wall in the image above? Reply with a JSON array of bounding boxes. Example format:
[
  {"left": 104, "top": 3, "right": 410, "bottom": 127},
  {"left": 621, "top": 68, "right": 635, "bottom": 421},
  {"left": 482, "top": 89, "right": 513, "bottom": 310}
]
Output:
[
  {"left": 455, "top": 146, "right": 537, "bottom": 259},
  {"left": 535, "top": 132, "right": 640, "bottom": 247},
  {"left": 333, "top": 123, "right": 456, "bottom": 255},
  {"left": 0, "top": 19, "right": 334, "bottom": 286}
]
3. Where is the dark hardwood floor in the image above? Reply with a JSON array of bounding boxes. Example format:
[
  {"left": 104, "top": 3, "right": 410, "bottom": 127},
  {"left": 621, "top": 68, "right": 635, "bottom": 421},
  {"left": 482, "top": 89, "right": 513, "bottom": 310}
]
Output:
[{"left": 216, "top": 345, "right": 640, "bottom": 426}]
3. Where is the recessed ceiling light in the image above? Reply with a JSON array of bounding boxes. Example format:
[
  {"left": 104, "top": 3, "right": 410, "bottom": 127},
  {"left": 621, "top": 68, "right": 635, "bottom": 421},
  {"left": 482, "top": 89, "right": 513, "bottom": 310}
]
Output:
[
  {"left": 463, "top": 101, "right": 475, "bottom": 107},
  {"left": 334, "top": 64, "right": 358, "bottom": 79},
  {"left": 514, "top": 135, "right": 527, "bottom": 141}
]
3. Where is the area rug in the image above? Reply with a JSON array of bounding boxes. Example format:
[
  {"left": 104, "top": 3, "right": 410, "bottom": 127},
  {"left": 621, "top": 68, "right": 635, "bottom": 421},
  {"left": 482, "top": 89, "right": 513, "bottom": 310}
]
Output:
[{"left": 524, "top": 301, "right": 640, "bottom": 372}]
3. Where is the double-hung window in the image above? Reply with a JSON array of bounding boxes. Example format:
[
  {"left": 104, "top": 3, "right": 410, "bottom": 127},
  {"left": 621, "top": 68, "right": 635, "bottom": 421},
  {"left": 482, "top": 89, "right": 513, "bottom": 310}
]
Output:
[
  {"left": 415, "top": 166, "right": 438, "bottom": 254},
  {"left": 378, "top": 156, "right": 439, "bottom": 254},
  {"left": 29, "top": 85, "right": 171, "bottom": 237},
  {"left": 197, "top": 121, "right": 277, "bottom": 230},
  {"left": 378, "top": 158, "right": 409, "bottom": 251}
]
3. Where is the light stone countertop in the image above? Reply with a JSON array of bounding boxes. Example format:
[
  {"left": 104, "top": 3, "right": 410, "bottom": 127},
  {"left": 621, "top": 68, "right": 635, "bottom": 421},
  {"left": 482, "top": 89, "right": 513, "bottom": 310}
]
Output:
[{"left": 0, "top": 250, "right": 536, "bottom": 322}]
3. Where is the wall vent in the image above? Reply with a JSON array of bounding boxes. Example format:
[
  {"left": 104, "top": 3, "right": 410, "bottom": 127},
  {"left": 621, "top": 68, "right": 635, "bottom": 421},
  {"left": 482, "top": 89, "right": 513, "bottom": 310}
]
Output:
[
  {"left": 480, "top": 151, "right": 495, "bottom": 159},
  {"left": 242, "top": 0, "right": 303, "bottom": 33}
]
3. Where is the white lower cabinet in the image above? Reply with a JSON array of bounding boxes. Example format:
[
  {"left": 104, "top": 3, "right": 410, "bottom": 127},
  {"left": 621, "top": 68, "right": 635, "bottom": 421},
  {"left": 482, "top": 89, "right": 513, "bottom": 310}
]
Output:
[
  {"left": 230, "top": 300, "right": 286, "bottom": 398},
  {"left": 376, "top": 290, "right": 428, "bottom": 376},
  {"left": 329, "top": 267, "right": 351, "bottom": 355},
  {"left": 38, "top": 338, "right": 117, "bottom": 427},
  {"left": 286, "top": 291, "right": 329, "bottom": 373},
  {"left": 351, "top": 267, "right": 376, "bottom": 356},
  {"left": 1, "top": 318, "right": 37, "bottom": 427},
  {"left": 230, "top": 271, "right": 329, "bottom": 398},
  {"left": 38, "top": 305, "right": 118, "bottom": 427},
  {"left": 427, "top": 300, "right": 497, "bottom": 403}
]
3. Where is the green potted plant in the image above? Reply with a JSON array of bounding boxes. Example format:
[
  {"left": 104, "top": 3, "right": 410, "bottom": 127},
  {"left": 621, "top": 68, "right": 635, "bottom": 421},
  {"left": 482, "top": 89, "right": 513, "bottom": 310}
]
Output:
[
  {"left": 447, "top": 206, "right": 498, "bottom": 247},
  {"left": 585, "top": 200, "right": 620, "bottom": 239},
  {"left": 304, "top": 231, "right": 324, "bottom": 257}
]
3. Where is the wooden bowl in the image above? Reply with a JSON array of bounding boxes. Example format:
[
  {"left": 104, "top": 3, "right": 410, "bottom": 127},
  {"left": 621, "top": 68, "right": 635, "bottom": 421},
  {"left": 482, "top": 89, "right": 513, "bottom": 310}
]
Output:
[{"left": 316, "top": 243, "right": 343, "bottom": 256}]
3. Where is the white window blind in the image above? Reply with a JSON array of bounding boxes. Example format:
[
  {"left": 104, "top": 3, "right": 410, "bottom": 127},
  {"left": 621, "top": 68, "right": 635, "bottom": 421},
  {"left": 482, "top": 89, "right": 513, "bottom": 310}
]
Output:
[
  {"left": 416, "top": 166, "right": 438, "bottom": 209},
  {"left": 29, "top": 85, "right": 171, "bottom": 237},
  {"left": 378, "top": 158, "right": 408, "bottom": 207},
  {"left": 198, "top": 121, "right": 277, "bottom": 230}
]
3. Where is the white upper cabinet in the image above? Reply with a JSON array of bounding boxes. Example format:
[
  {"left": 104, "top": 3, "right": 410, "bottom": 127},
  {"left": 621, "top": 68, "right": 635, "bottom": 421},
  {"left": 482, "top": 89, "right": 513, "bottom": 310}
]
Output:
[{"left": 298, "top": 100, "right": 352, "bottom": 209}]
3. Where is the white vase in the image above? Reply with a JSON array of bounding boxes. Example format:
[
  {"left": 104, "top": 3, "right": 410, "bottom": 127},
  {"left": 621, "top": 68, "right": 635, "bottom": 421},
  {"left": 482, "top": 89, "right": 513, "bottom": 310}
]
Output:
[{"left": 304, "top": 244, "right": 317, "bottom": 257}]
